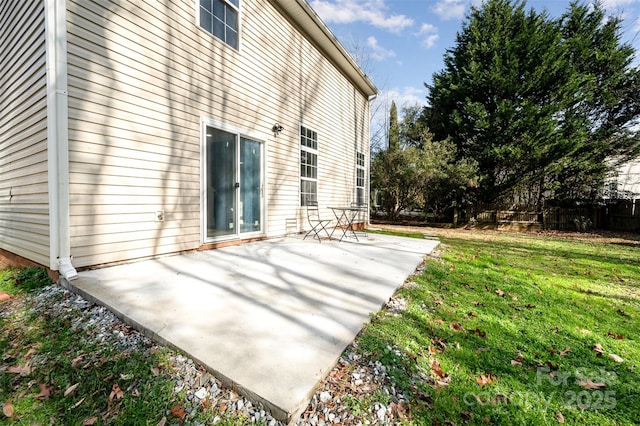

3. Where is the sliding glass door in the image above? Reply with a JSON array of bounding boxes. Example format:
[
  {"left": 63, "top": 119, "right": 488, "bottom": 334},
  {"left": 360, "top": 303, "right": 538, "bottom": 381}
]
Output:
[{"left": 205, "top": 125, "right": 263, "bottom": 240}]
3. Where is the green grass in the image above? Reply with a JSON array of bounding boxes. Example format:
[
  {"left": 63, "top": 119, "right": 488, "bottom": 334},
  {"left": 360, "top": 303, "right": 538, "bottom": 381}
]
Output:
[
  {"left": 368, "top": 228, "right": 431, "bottom": 239},
  {"left": 2, "top": 232, "right": 639, "bottom": 425},
  {"left": 355, "top": 230, "right": 640, "bottom": 425}
]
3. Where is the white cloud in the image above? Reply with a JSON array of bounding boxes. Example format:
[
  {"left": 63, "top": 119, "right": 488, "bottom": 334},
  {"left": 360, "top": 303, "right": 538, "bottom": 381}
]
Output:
[
  {"left": 387, "top": 86, "right": 429, "bottom": 108},
  {"left": 366, "top": 36, "right": 396, "bottom": 61},
  {"left": 417, "top": 23, "right": 439, "bottom": 48},
  {"left": 599, "top": 0, "right": 638, "bottom": 8},
  {"left": 372, "top": 87, "right": 428, "bottom": 122},
  {"left": 310, "top": 0, "right": 414, "bottom": 33},
  {"left": 370, "top": 87, "right": 429, "bottom": 148},
  {"left": 433, "top": 0, "right": 467, "bottom": 20}
]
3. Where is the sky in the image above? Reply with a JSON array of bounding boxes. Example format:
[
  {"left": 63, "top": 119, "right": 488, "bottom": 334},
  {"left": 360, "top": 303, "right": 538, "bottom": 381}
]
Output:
[{"left": 309, "top": 0, "right": 640, "bottom": 119}]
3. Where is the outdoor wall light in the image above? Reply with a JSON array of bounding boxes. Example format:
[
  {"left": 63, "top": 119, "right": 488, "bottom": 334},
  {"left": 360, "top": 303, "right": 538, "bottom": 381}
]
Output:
[{"left": 272, "top": 123, "right": 284, "bottom": 135}]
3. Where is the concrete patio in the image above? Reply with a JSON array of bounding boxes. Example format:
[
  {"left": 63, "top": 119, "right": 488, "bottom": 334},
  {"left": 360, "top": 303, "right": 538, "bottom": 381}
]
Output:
[{"left": 61, "top": 233, "right": 439, "bottom": 424}]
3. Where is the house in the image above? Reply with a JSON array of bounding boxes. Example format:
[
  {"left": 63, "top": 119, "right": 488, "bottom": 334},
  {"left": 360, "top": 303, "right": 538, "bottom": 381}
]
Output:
[
  {"left": 0, "top": 0, "right": 377, "bottom": 279},
  {"left": 606, "top": 158, "right": 640, "bottom": 199}
]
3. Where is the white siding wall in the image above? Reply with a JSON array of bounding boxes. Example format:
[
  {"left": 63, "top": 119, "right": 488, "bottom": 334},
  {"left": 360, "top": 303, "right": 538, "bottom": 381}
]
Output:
[
  {"left": 66, "top": 0, "right": 370, "bottom": 267},
  {"left": 614, "top": 160, "right": 640, "bottom": 197},
  {"left": 0, "top": 0, "right": 50, "bottom": 266}
]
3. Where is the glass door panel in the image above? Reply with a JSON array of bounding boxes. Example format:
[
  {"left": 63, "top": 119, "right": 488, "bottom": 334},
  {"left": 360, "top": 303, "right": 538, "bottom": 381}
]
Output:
[
  {"left": 206, "top": 127, "right": 237, "bottom": 238},
  {"left": 239, "top": 137, "right": 262, "bottom": 233}
]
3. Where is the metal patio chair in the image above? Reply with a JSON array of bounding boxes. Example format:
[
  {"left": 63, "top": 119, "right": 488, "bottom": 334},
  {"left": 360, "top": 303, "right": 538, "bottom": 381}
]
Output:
[{"left": 304, "top": 202, "right": 332, "bottom": 242}]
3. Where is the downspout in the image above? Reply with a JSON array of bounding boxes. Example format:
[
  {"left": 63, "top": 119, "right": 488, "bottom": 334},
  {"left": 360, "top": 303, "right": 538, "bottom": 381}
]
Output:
[
  {"left": 366, "top": 93, "right": 377, "bottom": 227},
  {"left": 45, "top": 0, "right": 77, "bottom": 280}
]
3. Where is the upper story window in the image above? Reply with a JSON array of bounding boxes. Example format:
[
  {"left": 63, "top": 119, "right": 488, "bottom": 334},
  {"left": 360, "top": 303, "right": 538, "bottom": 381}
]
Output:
[{"left": 199, "top": 0, "right": 239, "bottom": 49}]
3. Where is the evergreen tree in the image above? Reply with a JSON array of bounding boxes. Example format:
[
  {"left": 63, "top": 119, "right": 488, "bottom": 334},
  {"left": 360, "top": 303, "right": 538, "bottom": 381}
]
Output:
[
  {"left": 425, "top": 0, "right": 640, "bottom": 206},
  {"left": 388, "top": 101, "right": 400, "bottom": 151},
  {"left": 552, "top": 2, "right": 640, "bottom": 200}
]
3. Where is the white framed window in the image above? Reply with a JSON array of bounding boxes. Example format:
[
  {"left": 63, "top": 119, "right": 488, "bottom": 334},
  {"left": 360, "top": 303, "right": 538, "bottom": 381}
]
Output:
[
  {"left": 356, "top": 151, "right": 365, "bottom": 205},
  {"left": 300, "top": 125, "right": 318, "bottom": 206},
  {"left": 198, "top": 0, "right": 239, "bottom": 49}
]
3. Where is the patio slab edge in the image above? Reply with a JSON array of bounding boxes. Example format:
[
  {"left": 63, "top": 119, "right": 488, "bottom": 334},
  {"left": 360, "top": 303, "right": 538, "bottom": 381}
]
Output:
[
  {"left": 58, "top": 235, "right": 440, "bottom": 425},
  {"left": 60, "top": 276, "right": 293, "bottom": 422}
]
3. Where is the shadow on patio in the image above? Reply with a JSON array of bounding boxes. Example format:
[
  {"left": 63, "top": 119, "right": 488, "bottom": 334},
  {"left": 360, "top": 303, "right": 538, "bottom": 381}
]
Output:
[{"left": 62, "top": 233, "right": 439, "bottom": 423}]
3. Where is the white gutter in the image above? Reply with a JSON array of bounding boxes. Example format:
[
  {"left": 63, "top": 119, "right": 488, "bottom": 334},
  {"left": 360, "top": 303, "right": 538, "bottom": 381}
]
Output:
[
  {"left": 274, "top": 0, "right": 378, "bottom": 97},
  {"left": 45, "top": 0, "right": 77, "bottom": 280}
]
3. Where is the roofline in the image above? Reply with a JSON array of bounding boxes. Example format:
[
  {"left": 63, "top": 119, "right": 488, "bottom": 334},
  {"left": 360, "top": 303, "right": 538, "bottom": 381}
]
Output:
[{"left": 273, "top": 0, "right": 378, "bottom": 97}]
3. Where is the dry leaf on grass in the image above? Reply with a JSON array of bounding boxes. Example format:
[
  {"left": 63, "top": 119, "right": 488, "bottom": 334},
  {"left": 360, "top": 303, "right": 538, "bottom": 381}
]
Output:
[
  {"left": 64, "top": 383, "right": 80, "bottom": 397},
  {"left": 71, "top": 355, "right": 84, "bottom": 368},
  {"left": 607, "top": 331, "right": 624, "bottom": 340},
  {"left": 390, "top": 401, "right": 411, "bottom": 420},
  {"left": 450, "top": 322, "right": 465, "bottom": 331},
  {"left": 555, "top": 411, "right": 565, "bottom": 423},
  {"left": 435, "top": 376, "right": 451, "bottom": 388},
  {"left": 511, "top": 353, "right": 524, "bottom": 366},
  {"left": 7, "top": 364, "right": 31, "bottom": 376},
  {"left": 495, "top": 289, "right": 505, "bottom": 297},
  {"left": 157, "top": 417, "right": 167, "bottom": 426},
  {"left": 559, "top": 347, "right": 571, "bottom": 357},
  {"left": 476, "top": 373, "right": 496, "bottom": 386},
  {"left": 24, "top": 348, "right": 37, "bottom": 360},
  {"left": 608, "top": 353, "right": 624, "bottom": 363},
  {"left": 109, "top": 384, "right": 124, "bottom": 402},
  {"left": 35, "top": 383, "right": 53, "bottom": 400},
  {"left": 2, "top": 400, "right": 14, "bottom": 418},
  {"left": 593, "top": 343, "right": 604, "bottom": 356},
  {"left": 431, "top": 359, "right": 447, "bottom": 378},
  {"left": 579, "top": 379, "right": 606, "bottom": 390},
  {"left": 472, "top": 328, "right": 487, "bottom": 338},
  {"left": 83, "top": 416, "right": 98, "bottom": 425},
  {"left": 171, "top": 405, "right": 186, "bottom": 419}
]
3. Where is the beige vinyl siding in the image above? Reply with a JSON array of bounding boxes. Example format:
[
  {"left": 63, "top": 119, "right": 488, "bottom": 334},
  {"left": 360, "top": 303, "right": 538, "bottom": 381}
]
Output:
[
  {"left": 0, "top": 0, "right": 50, "bottom": 266},
  {"left": 66, "top": 0, "right": 370, "bottom": 266}
]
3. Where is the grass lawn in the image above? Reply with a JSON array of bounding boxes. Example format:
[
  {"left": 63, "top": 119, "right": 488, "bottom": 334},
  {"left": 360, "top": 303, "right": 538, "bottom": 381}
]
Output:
[
  {"left": 357, "top": 228, "right": 640, "bottom": 425},
  {"left": 1, "top": 229, "right": 638, "bottom": 425}
]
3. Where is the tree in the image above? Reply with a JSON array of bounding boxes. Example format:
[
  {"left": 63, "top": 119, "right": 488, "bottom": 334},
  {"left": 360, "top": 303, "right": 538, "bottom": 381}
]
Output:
[
  {"left": 425, "top": 0, "right": 640, "bottom": 207},
  {"left": 371, "top": 147, "right": 423, "bottom": 220},
  {"left": 552, "top": 2, "right": 640, "bottom": 200},
  {"left": 388, "top": 101, "right": 400, "bottom": 151},
  {"left": 418, "top": 135, "right": 479, "bottom": 220},
  {"left": 400, "top": 104, "right": 431, "bottom": 148},
  {"left": 371, "top": 102, "right": 417, "bottom": 219},
  {"left": 371, "top": 104, "right": 478, "bottom": 221}
]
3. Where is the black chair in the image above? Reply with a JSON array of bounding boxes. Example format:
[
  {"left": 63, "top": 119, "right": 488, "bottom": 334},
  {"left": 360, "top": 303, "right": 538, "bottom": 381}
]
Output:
[{"left": 304, "top": 202, "right": 332, "bottom": 242}]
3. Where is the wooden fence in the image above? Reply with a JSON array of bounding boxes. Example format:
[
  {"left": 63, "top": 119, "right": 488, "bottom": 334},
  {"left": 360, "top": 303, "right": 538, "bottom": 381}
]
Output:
[
  {"left": 469, "top": 200, "right": 639, "bottom": 232},
  {"left": 601, "top": 199, "right": 640, "bottom": 232}
]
